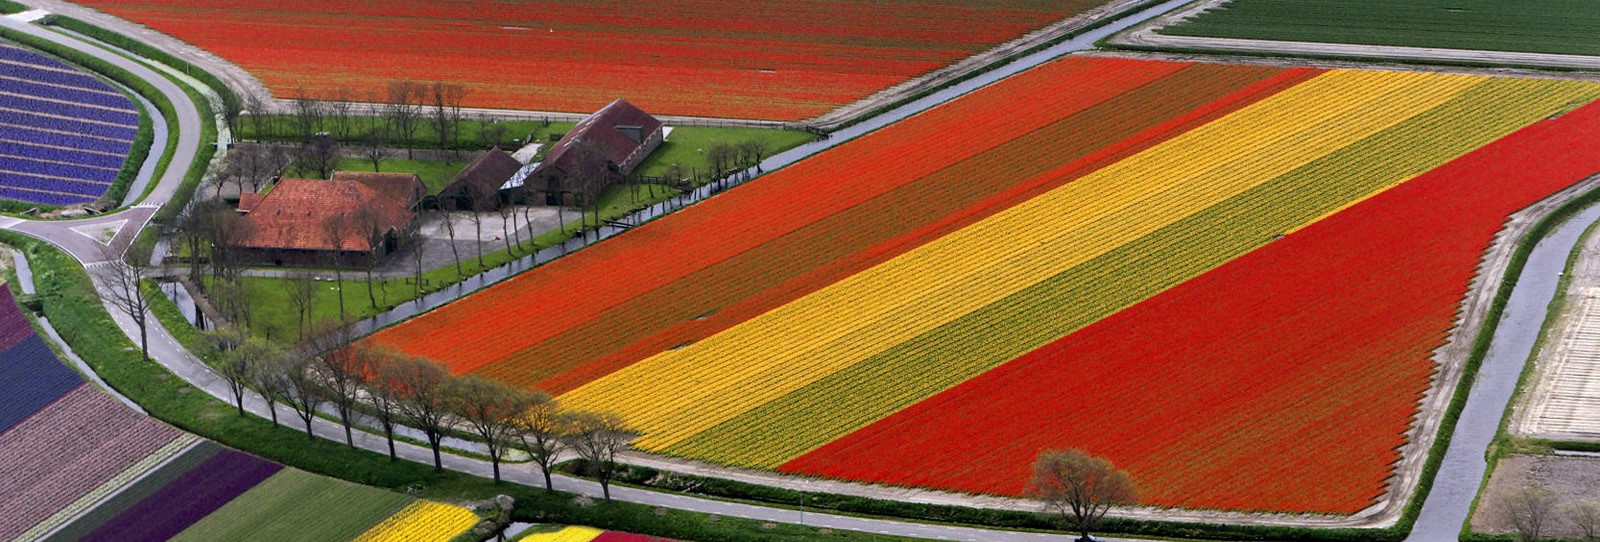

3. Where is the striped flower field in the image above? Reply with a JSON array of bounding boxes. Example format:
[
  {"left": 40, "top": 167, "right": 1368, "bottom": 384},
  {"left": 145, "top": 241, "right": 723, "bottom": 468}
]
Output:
[
  {"left": 365, "top": 56, "right": 1600, "bottom": 513},
  {"left": 0, "top": 287, "right": 478, "bottom": 541}
]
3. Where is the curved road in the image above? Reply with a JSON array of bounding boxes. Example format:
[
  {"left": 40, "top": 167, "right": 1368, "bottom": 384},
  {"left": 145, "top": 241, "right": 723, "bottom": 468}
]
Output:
[
  {"left": 7, "top": 1, "right": 1583, "bottom": 540},
  {"left": 0, "top": 13, "right": 203, "bottom": 264}
]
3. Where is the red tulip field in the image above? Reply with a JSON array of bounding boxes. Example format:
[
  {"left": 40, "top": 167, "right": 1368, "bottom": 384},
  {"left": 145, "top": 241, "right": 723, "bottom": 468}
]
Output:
[{"left": 73, "top": 0, "right": 1118, "bottom": 119}]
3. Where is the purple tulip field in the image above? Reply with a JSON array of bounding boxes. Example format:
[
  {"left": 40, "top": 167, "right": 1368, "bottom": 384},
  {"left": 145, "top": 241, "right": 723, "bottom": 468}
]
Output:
[
  {"left": 0, "top": 41, "right": 139, "bottom": 206},
  {"left": 79, "top": 450, "right": 283, "bottom": 542}
]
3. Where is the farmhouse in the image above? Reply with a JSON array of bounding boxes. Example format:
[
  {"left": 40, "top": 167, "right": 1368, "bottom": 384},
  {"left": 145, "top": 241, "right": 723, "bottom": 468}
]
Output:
[
  {"left": 528, "top": 98, "right": 664, "bottom": 205},
  {"left": 437, "top": 147, "right": 523, "bottom": 211},
  {"left": 233, "top": 172, "right": 425, "bottom": 267}
]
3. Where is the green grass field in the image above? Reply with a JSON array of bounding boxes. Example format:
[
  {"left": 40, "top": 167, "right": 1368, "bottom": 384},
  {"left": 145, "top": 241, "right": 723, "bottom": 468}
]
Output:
[
  {"left": 1159, "top": 0, "right": 1600, "bottom": 57},
  {"left": 635, "top": 126, "right": 817, "bottom": 178},
  {"left": 168, "top": 469, "right": 413, "bottom": 542}
]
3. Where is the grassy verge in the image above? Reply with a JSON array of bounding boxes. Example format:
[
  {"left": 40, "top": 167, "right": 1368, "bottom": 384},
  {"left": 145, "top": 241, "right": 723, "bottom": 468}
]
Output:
[
  {"left": 102, "top": 93, "right": 155, "bottom": 207},
  {"left": 0, "top": 0, "right": 24, "bottom": 14},
  {"left": 7, "top": 231, "right": 926, "bottom": 542}
]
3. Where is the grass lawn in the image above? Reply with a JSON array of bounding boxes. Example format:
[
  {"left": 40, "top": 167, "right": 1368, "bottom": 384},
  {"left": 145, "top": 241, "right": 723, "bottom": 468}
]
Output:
[
  {"left": 334, "top": 157, "right": 468, "bottom": 194},
  {"left": 1159, "top": 0, "right": 1600, "bottom": 57},
  {"left": 636, "top": 126, "right": 818, "bottom": 178},
  {"left": 169, "top": 469, "right": 414, "bottom": 542}
]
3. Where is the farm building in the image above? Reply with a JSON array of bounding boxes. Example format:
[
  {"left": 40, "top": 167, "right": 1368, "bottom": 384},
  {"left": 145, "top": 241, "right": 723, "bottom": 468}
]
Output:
[
  {"left": 233, "top": 172, "right": 425, "bottom": 267},
  {"left": 437, "top": 147, "right": 523, "bottom": 211},
  {"left": 528, "top": 98, "right": 664, "bottom": 205}
]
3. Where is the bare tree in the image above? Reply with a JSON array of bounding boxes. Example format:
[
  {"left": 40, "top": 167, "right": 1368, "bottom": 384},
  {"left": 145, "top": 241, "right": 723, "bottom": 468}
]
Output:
[
  {"left": 382, "top": 81, "right": 425, "bottom": 159},
  {"left": 465, "top": 208, "right": 485, "bottom": 268},
  {"left": 206, "top": 276, "right": 252, "bottom": 332},
  {"left": 99, "top": 240, "right": 153, "bottom": 362},
  {"left": 320, "top": 213, "right": 353, "bottom": 321},
  {"left": 405, "top": 222, "right": 428, "bottom": 298},
  {"left": 520, "top": 204, "right": 538, "bottom": 255},
  {"left": 476, "top": 113, "right": 507, "bottom": 149},
  {"left": 285, "top": 271, "right": 318, "bottom": 341},
  {"left": 325, "top": 87, "right": 357, "bottom": 141},
  {"left": 565, "top": 140, "right": 612, "bottom": 243},
  {"left": 281, "top": 352, "right": 328, "bottom": 441},
  {"left": 385, "top": 355, "right": 455, "bottom": 471},
  {"left": 738, "top": 139, "right": 767, "bottom": 172},
  {"left": 243, "top": 92, "right": 270, "bottom": 141},
  {"left": 515, "top": 391, "right": 562, "bottom": 492},
  {"left": 1030, "top": 449, "right": 1137, "bottom": 542},
  {"left": 176, "top": 201, "right": 215, "bottom": 285},
  {"left": 351, "top": 206, "right": 387, "bottom": 309},
  {"left": 497, "top": 202, "right": 517, "bottom": 255},
  {"left": 705, "top": 141, "right": 736, "bottom": 176},
  {"left": 1505, "top": 486, "right": 1558, "bottom": 542},
  {"left": 305, "top": 320, "right": 366, "bottom": 448},
  {"left": 295, "top": 134, "right": 341, "bottom": 179},
  {"left": 358, "top": 346, "right": 405, "bottom": 460},
  {"left": 202, "top": 203, "right": 255, "bottom": 282},
  {"left": 438, "top": 209, "right": 463, "bottom": 276},
  {"left": 203, "top": 326, "right": 249, "bottom": 416},
  {"left": 249, "top": 340, "right": 292, "bottom": 427},
  {"left": 562, "top": 410, "right": 634, "bottom": 501},
  {"left": 1569, "top": 500, "right": 1600, "bottom": 542},
  {"left": 449, "top": 376, "right": 534, "bottom": 483},
  {"left": 290, "top": 89, "right": 326, "bottom": 141},
  {"left": 429, "top": 82, "right": 468, "bottom": 151},
  {"left": 359, "top": 127, "right": 392, "bottom": 172}
]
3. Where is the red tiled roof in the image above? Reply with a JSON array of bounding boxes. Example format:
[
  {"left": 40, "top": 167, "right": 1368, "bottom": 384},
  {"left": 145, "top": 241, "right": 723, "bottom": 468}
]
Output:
[
  {"left": 236, "top": 178, "right": 415, "bottom": 252},
  {"left": 330, "top": 171, "right": 427, "bottom": 207},
  {"left": 237, "top": 193, "right": 264, "bottom": 213},
  {"left": 540, "top": 98, "right": 662, "bottom": 177}
]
